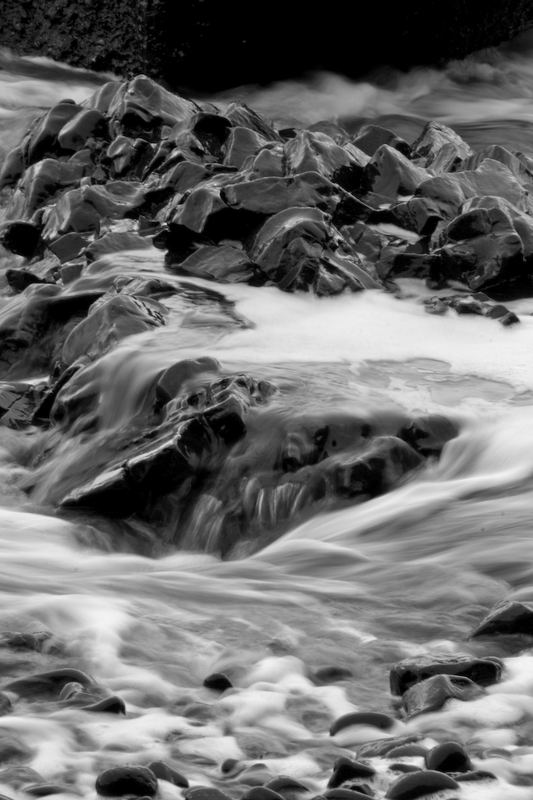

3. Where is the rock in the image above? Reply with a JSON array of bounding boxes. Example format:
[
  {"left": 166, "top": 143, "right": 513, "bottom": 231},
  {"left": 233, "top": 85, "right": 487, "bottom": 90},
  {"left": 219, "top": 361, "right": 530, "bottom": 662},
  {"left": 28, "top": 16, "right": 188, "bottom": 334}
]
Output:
[
  {"left": 41, "top": 188, "right": 101, "bottom": 240},
  {"left": 6, "top": 269, "right": 47, "bottom": 293},
  {"left": 221, "top": 759, "right": 240, "bottom": 774},
  {"left": 354, "top": 126, "right": 410, "bottom": 159},
  {"left": 455, "top": 769, "right": 496, "bottom": 782},
  {"left": 184, "top": 789, "right": 232, "bottom": 800},
  {"left": 424, "top": 294, "right": 519, "bottom": 326},
  {"left": 386, "top": 771, "right": 459, "bottom": 799},
  {"left": 24, "top": 785, "right": 70, "bottom": 797},
  {"left": 411, "top": 122, "right": 472, "bottom": 172},
  {"left": 386, "top": 745, "right": 427, "bottom": 758},
  {"left": 0, "top": 630, "right": 54, "bottom": 651},
  {"left": 424, "top": 742, "right": 472, "bottom": 773},
  {"left": 61, "top": 294, "right": 166, "bottom": 365},
  {"left": 48, "top": 232, "right": 88, "bottom": 263},
  {"left": 203, "top": 672, "right": 233, "bottom": 691},
  {"left": 148, "top": 761, "right": 188, "bottom": 788},
  {"left": 0, "top": 382, "right": 45, "bottom": 429},
  {"left": 357, "top": 737, "right": 420, "bottom": 759},
  {"left": 225, "top": 104, "right": 278, "bottom": 140},
  {"left": 0, "top": 145, "right": 25, "bottom": 189},
  {"left": 81, "top": 695, "right": 126, "bottom": 714},
  {"left": 0, "top": 221, "right": 43, "bottom": 259},
  {"left": 85, "top": 231, "right": 153, "bottom": 262},
  {"left": 330, "top": 711, "right": 396, "bottom": 736},
  {"left": 0, "top": 693, "right": 12, "bottom": 716},
  {"left": 401, "top": 674, "right": 484, "bottom": 718},
  {"left": 324, "top": 791, "right": 372, "bottom": 800},
  {"left": 95, "top": 766, "right": 158, "bottom": 798},
  {"left": 0, "top": 736, "right": 32, "bottom": 763},
  {"left": 176, "top": 244, "right": 256, "bottom": 283},
  {"left": 284, "top": 130, "right": 369, "bottom": 192},
  {"left": 364, "top": 146, "right": 429, "bottom": 202},
  {"left": 26, "top": 101, "right": 83, "bottom": 164},
  {"left": 106, "top": 135, "right": 154, "bottom": 179},
  {"left": 313, "top": 666, "right": 353, "bottom": 683},
  {"left": 462, "top": 145, "right": 533, "bottom": 192},
  {"left": 399, "top": 415, "right": 459, "bottom": 457},
  {"left": 4, "top": 668, "right": 95, "bottom": 698},
  {"left": 57, "top": 108, "right": 108, "bottom": 152},
  {"left": 328, "top": 757, "right": 376, "bottom": 788},
  {"left": 387, "top": 198, "right": 443, "bottom": 236},
  {"left": 331, "top": 436, "right": 423, "bottom": 498},
  {"left": 250, "top": 207, "right": 380, "bottom": 295},
  {"left": 472, "top": 599, "right": 533, "bottom": 637},
  {"left": 243, "top": 789, "right": 285, "bottom": 800},
  {"left": 390, "top": 654, "right": 503, "bottom": 696},
  {"left": 266, "top": 777, "right": 309, "bottom": 796},
  {"left": 81, "top": 181, "right": 146, "bottom": 219},
  {"left": 6, "top": 158, "right": 86, "bottom": 220},
  {"left": 223, "top": 127, "right": 271, "bottom": 169},
  {"left": 155, "top": 357, "right": 220, "bottom": 408},
  {"left": 221, "top": 172, "right": 347, "bottom": 216}
]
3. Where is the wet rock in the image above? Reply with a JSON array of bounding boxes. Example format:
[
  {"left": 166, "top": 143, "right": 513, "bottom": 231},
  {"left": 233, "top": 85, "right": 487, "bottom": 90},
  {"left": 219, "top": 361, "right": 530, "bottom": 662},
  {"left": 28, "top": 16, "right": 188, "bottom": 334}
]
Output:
[
  {"left": 0, "top": 145, "right": 25, "bottom": 189},
  {"left": 0, "top": 630, "right": 54, "bottom": 651},
  {"left": 6, "top": 158, "right": 86, "bottom": 220},
  {"left": 387, "top": 198, "right": 443, "bottom": 237},
  {"left": 0, "top": 766, "right": 43, "bottom": 788},
  {"left": 401, "top": 674, "right": 484, "bottom": 718},
  {"left": 357, "top": 737, "right": 420, "bottom": 759},
  {"left": 387, "top": 745, "right": 427, "bottom": 758},
  {"left": 24, "top": 785, "right": 71, "bottom": 797},
  {"left": 203, "top": 672, "right": 233, "bottom": 691},
  {"left": 106, "top": 135, "right": 154, "bottom": 179},
  {"left": 243, "top": 789, "right": 285, "bottom": 800},
  {"left": 82, "top": 181, "right": 146, "bottom": 219},
  {"left": 424, "top": 294, "right": 519, "bottom": 326},
  {"left": 454, "top": 769, "right": 496, "bottom": 782},
  {"left": 0, "top": 221, "right": 43, "bottom": 259},
  {"left": 0, "top": 736, "right": 32, "bottom": 763},
  {"left": 386, "top": 771, "right": 459, "bottom": 799},
  {"left": 250, "top": 207, "right": 380, "bottom": 295},
  {"left": 184, "top": 788, "right": 232, "bottom": 800},
  {"left": 61, "top": 294, "right": 166, "bottom": 365},
  {"left": 221, "top": 758, "right": 240, "bottom": 774},
  {"left": 225, "top": 104, "right": 278, "bottom": 140},
  {"left": 26, "top": 101, "right": 83, "bottom": 164},
  {"left": 0, "top": 382, "right": 45, "bottom": 429},
  {"left": 155, "top": 357, "right": 220, "bottom": 408},
  {"left": 176, "top": 244, "right": 256, "bottom": 283},
  {"left": 41, "top": 188, "right": 101, "bottom": 240},
  {"left": 330, "top": 711, "right": 396, "bottom": 736},
  {"left": 85, "top": 231, "right": 153, "bottom": 262},
  {"left": 250, "top": 146, "right": 285, "bottom": 178},
  {"left": 324, "top": 791, "right": 372, "bottom": 800},
  {"left": 472, "top": 599, "right": 533, "bottom": 637},
  {"left": 399, "top": 415, "right": 459, "bottom": 457},
  {"left": 222, "top": 172, "right": 346, "bottom": 216},
  {"left": 390, "top": 654, "right": 503, "bottom": 695},
  {"left": 331, "top": 436, "right": 423, "bottom": 498},
  {"left": 328, "top": 757, "right": 376, "bottom": 787},
  {"left": 81, "top": 695, "right": 126, "bottom": 714},
  {"left": 223, "top": 127, "right": 270, "bottom": 169},
  {"left": 388, "top": 765, "right": 421, "bottom": 775},
  {"left": 48, "top": 232, "right": 88, "bottom": 263},
  {"left": 313, "top": 666, "right": 353, "bottom": 683},
  {"left": 4, "top": 668, "right": 95, "bottom": 698},
  {"left": 284, "top": 131, "right": 369, "bottom": 193},
  {"left": 266, "top": 777, "right": 309, "bottom": 796},
  {"left": 148, "top": 761, "right": 188, "bottom": 788},
  {"left": 411, "top": 121, "right": 472, "bottom": 172},
  {"left": 6, "top": 269, "right": 47, "bottom": 293},
  {"left": 364, "top": 145, "right": 429, "bottom": 202},
  {"left": 463, "top": 145, "right": 533, "bottom": 192},
  {"left": 57, "top": 108, "right": 108, "bottom": 152},
  {"left": 425, "top": 742, "right": 472, "bottom": 773},
  {"left": 353, "top": 126, "right": 410, "bottom": 159},
  {"left": 95, "top": 766, "right": 158, "bottom": 798}
]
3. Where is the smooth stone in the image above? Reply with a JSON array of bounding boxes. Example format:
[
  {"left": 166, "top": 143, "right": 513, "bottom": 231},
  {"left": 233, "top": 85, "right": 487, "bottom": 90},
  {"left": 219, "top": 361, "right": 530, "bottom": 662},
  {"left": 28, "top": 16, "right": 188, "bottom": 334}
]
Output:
[
  {"left": 399, "top": 416, "right": 459, "bottom": 457},
  {"left": 425, "top": 742, "right": 472, "bottom": 774},
  {"left": 386, "top": 745, "right": 427, "bottom": 758},
  {"left": 455, "top": 770, "right": 496, "bottom": 782},
  {"left": 354, "top": 125, "right": 411, "bottom": 158},
  {"left": 184, "top": 788, "right": 232, "bottom": 800},
  {"left": 81, "top": 695, "right": 126, "bottom": 714},
  {"left": 266, "top": 777, "right": 310, "bottom": 795},
  {"left": 390, "top": 654, "right": 503, "bottom": 695},
  {"left": 48, "top": 232, "right": 88, "bottom": 263},
  {"left": 203, "top": 672, "right": 233, "bottom": 691},
  {"left": 242, "top": 789, "right": 285, "bottom": 800},
  {"left": 411, "top": 121, "right": 472, "bottom": 172},
  {"left": 386, "top": 771, "right": 459, "bottom": 799},
  {"left": 148, "top": 761, "right": 188, "bottom": 788},
  {"left": 4, "top": 668, "right": 95, "bottom": 698},
  {"left": 24, "top": 785, "right": 71, "bottom": 797},
  {"left": 472, "top": 600, "right": 533, "bottom": 637},
  {"left": 85, "top": 231, "right": 152, "bottom": 262},
  {"left": 58, "top": 108, "right": 108, "bottom": 152},
  {"left": 0, "top": 221, "right": 42, "bottom": 259},
  {"left": 95, "top": 766, "right": 158, "bottom": 798},
  {"left": 328, "top": 757, "right": 375, "bottom": 788},
  {"left": 330, "top": 711, "right": 395, "bottom": 736},
  {"left": 364, "top": 145, "right": 428, "bottom": 201}
]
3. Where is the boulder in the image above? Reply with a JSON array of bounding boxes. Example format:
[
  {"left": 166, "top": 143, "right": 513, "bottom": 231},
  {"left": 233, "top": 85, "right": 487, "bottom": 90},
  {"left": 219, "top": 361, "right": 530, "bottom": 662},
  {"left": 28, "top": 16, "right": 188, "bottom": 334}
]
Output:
[
  {"left": 390, "top": 655, "right": 503, "bottom": 695},
  {"left": 364, "top": 145, "right": 429, "bottom": 203},
  {"left": 221, "top": 172, "right": 347, "bottom": 217},
  {"left": 425, "top": 742, "right": 472, "bottom": 773},
  {"left": 401, "top": 673, "right": 484, "bottom": 718},
  {"left": 5, "top": 159, "right": 85, "bottom": 220},
  {"left": 223, "top": 127, "right": 271, "bottom": 169},
  {"left": 284, "top": 130, "right": 369, "bottom": 193},
  {"left": 411, "top": 121, "right": 472, "bottom": 172},
  {"left": 472, "top": 599, "right": 533, "bottom": 637},
  {"left": 26, "top": 101, "right": 83, "bottom": 164},
  {"left": 175, "top": 244, "right": 256, "bottom": 283},
  {"left": 57, "top": 108, "right": 108, "bottom": 152}
]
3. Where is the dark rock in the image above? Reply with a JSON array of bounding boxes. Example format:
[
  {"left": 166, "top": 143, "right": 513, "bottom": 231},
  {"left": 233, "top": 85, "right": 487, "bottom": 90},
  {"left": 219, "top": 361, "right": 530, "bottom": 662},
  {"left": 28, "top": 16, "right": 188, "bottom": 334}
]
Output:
[
  {"left": 364, "top": 146, "right": 428, "bottom": 202},
  {"left": 221, "top": 759, "right": 240, "bottom": 774},
  {"left": 424, "top": 294, "right": 520, "bottom": 326},
  {"left": 386, "top": 745, "right": 427, "bottom": 758},
  {"left": 313, "top": 666, "right": 353, "bottom": 683},
  {"left": 266, "top": 778, "right": 309, "bottom": 796},
  {"left": 250, "top": 207, "right": 380, "bottom": 295},
  {"left": 388, "top": 198, "right": 443, "bottom": 237},
  {"left": 24, "top": 785, "right": 70, "bottom": 797},
  {"left": 284, "top": 131, "right": 369, "bottom": 193},
  {"left": 184, "top": 788, "right": 232, "bottom": 800},
  {"left": 61, "top": 294, "right": 166, "bottom": 365},
  {"left": 402, "top": 674, "right": 484, "bottom": 718},
  {"left": 399, "top": 416, "right": 459, "bottom": 457},
  {"left": 85, "top": 231, "right": 153, "bottom": 262},
  {"left": 388, "top": 765, "right": 421, "bottom": 775},
  {"left": 328, "top": 757, "right": 376, "bottom": 788},
  {"left": 176, "top": 244, "right": 256, "bottom": 283},
  {"left": 155, "top": 357, "right": 220, "bottom": 408},
  {"left": 107, "top": 135, "right": 154, "bottom": 179},
  {"left": 330, "top": 436, "right": 423, "bottom": 498},
  {"left": 4, "top": 668, "right": 95, "bottom": 698},
  {"left": 48, "top": 232, "right": 88, "bottom": 263},
  {"left": 0, "top": 221, "right": 42, "bottom": 259},
  {"left": 472, "top": 599, "right": 533, "bottom": 637},
  {"left": 454, "top": 770, "right": 496, "bottom": 782},
  {"left": 357, "top": 737, "right": 420, "bottom": 759},
  {"left": 242, "top": 789, "right": 285, "bottom": 800},
  {"left": 223, "top": 127, "right": 270, "bottom": 170},
  {"left": 324, "top": 792, "right": 372, "bottom": 800},
  {"left": 0, "top": 381, "right": 45, "bottom": 429},
  {"left": 411, "top": 122, "right": 472, "bottom": 172},
  {"left": 330, "top": 711, "right": 395, "bottom": 736},
  {"left": 425, "top": 742, "right": 472, "bottom": 774},
  {"left": 81, "top": 695, "right": 126, "bottom": 714},
  {"left": 0, "top": 630, "right": 54, "bottom": 651},
  {"left": 225, "top": 104, "right": 278, "bottom": 140},
  {"left": 354, "top": 126, "right": 410, "bottom": 159},
  {"left": 0, "top": 146, "right": 25, "bottom": 189},
  {"left": 5, "top": 269, "right": 47, "bottom": 293},
  {"left": 95, "top": 766, "right": 158, "bottom": 798},
  {"left": 203, "top": 672, "right": 233, "bottom": 691},
  {"left": 222, "top": 172, "right": 347, "bottom": 217},
  {"left": 390, "top": 654, "right": 503, "bottom": 695},
  {"left": 41, "top": 188, "right": 101, "bottom": 240},
  {"left": 386, "top": 771, "right": 459, "bottom": 799},
  {"left": 6, "top": 158, "right": 86, "bottom": 220},
  {"left": 148, "top": 761, "right": 188, "bottom": 788},
  {"left": 57, "top": 108, "right": 108, "bottom": 152},
  {"left": 26, "top": 101, "right": 83, "bottom": 164}
]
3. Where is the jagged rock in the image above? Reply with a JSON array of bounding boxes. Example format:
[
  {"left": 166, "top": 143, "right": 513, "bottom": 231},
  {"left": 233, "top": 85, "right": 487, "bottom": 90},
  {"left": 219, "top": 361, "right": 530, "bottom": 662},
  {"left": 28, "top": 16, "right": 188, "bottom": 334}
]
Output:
[
  {"left": 81, "top": 181, "right": 146, "bottom": 218},
  {"left": 424, "top": 294, "right": 519, "bottom": 326},
  {"left": 223, "top": 127, "right": 271, "bottom": 169},
  {"left": 225, "top": 103, "right": 278, "bottom": 140},
  {"left": 221, "top": 172, "right": 347, "bottom": 217},
  {"left": 249, "top": 207, "right": 380, "bottom": 294},
  {"left": 284, "top": 130, "right": 369, "bottom": 193},
  {"left": 364, "top": 145, "right": 429, "bottom": 203},
  {"left": 175, "top": 244, "right": 256, "bottom": 283},
  {"left": 106, "top": 135, "right": 154, "bottom": 178},
  {"left": 330, "top": 436, "right": 423, "bottom": 498},
  {"left": 387, "top": 197, "right": 443, "bottom": 236},
  {"left": 464, "top": 195, "right": 533, "bottom": 263},
  {"left": 462, "top": 145, "right": 533, "bottom": 192},
  {"left": 85, "top": 231, "right": 153, "bottom": 262},
  {"left": 26, "top": 101, "right": 83, "bottom": 164},
  {"left": 425, "top": 742, "right": 472, "bottom": 773},
  {"left": 95, "top": 765, "right": 158, "bottom": 797},
  {"left": 401, "top": 673, "right": 484, "bottom": 718},
  {"left": 48, "top": 232, "right": 88, "bottom": 263},
  {"left": 377, "top": 662, "right": 424, "bottom": 706},
  {"left": 5, "top": 158, "right": 86, "bottom": 220},
  {"left": 472, "top": 599, "right": 533, "bottom": 637},
  {"left": 386, "top": 771, "right": 459, "bottom": 799},
  {"left": 0, "top": 382, "right": 45, "bottom": 429},
  {"left": 190, "top": 112, "right": 232, "bottom": 159},
  {"left": 57, "top": 108, "right": 108, "bottom": 152},
  {"left": 353, "top": 126, "right": 411, "bottom": 159},
  {"left": 250, "top": 146, "right": 285, "bottom": 178},
  {"left": 61, "top": 294, "right": 166, "bottom": 365},
  {"left": 41, "top": 188, "right": 101, "bottom": 240},
  {"left": 412, "top": 121, "right": 472, "bottom": 172}
]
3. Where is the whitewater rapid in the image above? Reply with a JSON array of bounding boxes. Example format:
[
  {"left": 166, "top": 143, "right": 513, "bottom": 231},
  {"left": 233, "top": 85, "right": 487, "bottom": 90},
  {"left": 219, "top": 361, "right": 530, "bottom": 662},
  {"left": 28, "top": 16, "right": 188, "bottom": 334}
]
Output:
[{"left": 3, "top": 27, "right": 533, "bottom": 800}]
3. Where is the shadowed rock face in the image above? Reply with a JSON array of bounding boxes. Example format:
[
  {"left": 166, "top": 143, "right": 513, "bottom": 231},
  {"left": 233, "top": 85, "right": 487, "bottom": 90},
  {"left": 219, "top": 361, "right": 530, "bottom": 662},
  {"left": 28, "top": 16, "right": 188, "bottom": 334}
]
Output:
[{"left": 1, "top": 0, "right": 532, "bottom": 91}]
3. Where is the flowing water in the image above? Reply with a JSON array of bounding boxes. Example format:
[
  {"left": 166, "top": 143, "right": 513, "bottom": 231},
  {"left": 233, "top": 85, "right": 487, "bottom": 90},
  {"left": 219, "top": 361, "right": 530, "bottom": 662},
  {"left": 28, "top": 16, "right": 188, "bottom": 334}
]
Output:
[{"left": 3, "top": 30, "right": 533, "bottom": 800}]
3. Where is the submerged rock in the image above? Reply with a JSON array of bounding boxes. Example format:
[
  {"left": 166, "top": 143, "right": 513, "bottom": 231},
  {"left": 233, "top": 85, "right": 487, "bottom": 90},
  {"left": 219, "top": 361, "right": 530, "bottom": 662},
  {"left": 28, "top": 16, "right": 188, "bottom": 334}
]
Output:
[{"left": 390, "top": 654, "right": 503, "bottom": 695}]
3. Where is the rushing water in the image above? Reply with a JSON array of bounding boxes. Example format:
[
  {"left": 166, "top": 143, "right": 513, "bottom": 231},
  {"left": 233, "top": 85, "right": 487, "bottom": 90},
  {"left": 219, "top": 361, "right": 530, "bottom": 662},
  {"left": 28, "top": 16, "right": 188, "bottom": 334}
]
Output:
[{"left": 3, "top": 30, "right": 533, "bottom": 800}]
